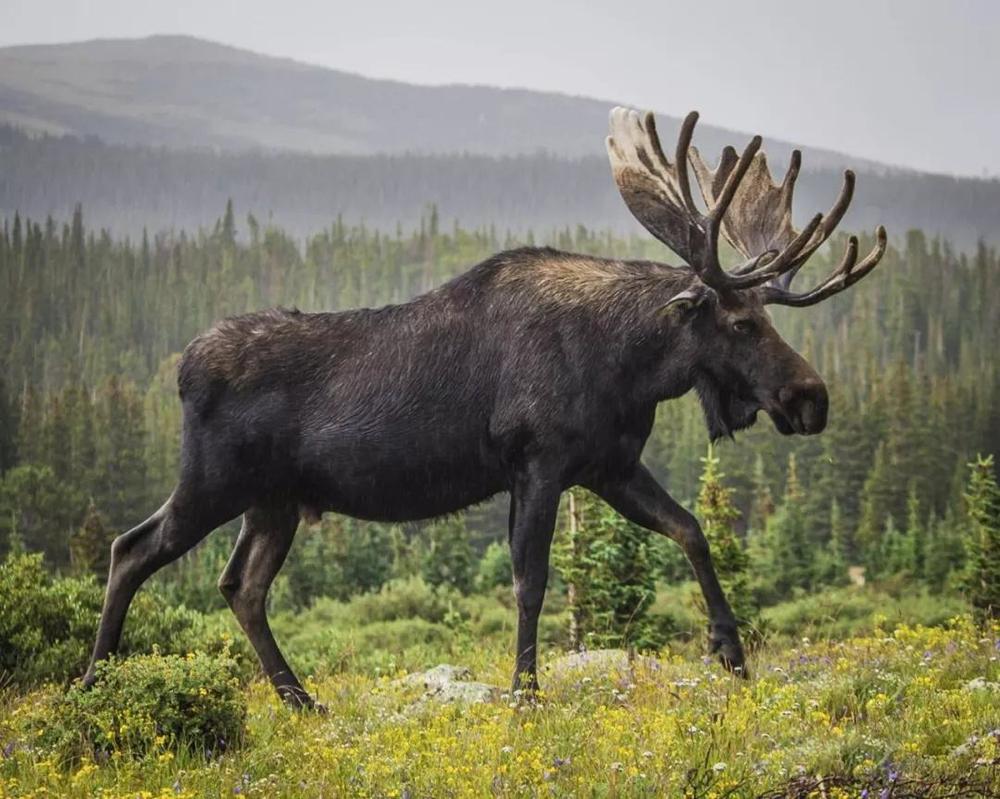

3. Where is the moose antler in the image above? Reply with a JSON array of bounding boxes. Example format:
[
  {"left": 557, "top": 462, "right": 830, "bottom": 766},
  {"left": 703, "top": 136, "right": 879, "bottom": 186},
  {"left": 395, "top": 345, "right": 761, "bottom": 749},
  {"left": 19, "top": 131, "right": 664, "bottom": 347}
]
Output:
[{"left": 606, "top": 107, "right": 887, "bottom": 305}]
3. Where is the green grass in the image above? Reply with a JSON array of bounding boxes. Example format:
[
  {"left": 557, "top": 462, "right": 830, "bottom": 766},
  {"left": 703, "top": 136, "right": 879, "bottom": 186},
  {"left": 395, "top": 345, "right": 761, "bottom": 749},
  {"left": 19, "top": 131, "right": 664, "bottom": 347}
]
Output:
[{"left": 2, "top": 611, "right": 999, "bottom": 798}]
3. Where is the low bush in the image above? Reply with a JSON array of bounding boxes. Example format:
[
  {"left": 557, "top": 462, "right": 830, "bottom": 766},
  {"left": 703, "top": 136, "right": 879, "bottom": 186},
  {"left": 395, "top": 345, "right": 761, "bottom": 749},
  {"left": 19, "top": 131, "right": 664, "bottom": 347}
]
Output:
[
  {"left": 0, "top": 553, "right": 253, "bottom": 688},
  {"left": 272, "top": 614, "right": 454, "bottom": 675},
  {"left": 0, "top": 553, "right": 102, "bottom": 688},
  {"left": 345, "top": 575, "right": 461, "bottom": 624},
  {"left": 11, "top": 650, "right": 246, "bottom": 763},
  {"left": 763, "top": 585, "right": 969, "bottom": 641}
]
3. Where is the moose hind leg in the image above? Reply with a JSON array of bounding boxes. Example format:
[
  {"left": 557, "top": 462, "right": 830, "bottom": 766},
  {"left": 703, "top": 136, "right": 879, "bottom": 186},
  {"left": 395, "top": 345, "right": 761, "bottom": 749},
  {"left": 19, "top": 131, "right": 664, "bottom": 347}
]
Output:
[
  {"left": 84, "top": 491, "right": 231, "bottom": 685},
  {"left": 218, "top": 504, "right": 314, "bottom": 709},
  {"left": 508, "top": 467, "right": 561, "bottom": 694}
]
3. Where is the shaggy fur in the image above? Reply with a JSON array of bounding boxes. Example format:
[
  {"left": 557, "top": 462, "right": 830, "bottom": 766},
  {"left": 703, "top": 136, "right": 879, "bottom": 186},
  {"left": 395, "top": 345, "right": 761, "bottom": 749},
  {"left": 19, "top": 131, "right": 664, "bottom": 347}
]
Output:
[{"left": 85, "top": 246, "right": 828, "bottom": 706}]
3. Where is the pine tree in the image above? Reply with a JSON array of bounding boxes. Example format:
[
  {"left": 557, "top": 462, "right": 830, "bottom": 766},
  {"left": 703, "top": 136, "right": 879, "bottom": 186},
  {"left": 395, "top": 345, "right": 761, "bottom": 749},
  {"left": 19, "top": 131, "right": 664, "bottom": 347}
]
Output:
[
  {"left": 857, "top": 442, "right": 895, "bottom": 574},
  {"left": 962, "top": 454, "right": 1000, "bottom": 621},
  {"left": 553, "top": 488, "right": 656, "bottom": 649},
  {"left": 476, "top": 540, "right": 513, "bottom": 591},
  {"left": 421, "top": 514, "right": 475, "bottom": 594},
  {"left": 69, "top": 500, "right": 114, "bottom": 576},
  {"left": 0, "top": 378, "right": 17, "bottom": 474},
  {"left": 752, "top": 454, "right": 813, "bottom": 601},
  {"left": 903, "top": 482, "right": 926, "bottom": 578},
  {"left": 696, "top": 445, "right": 756, "bottom": 627},
  {"left": 818, "top": 498, "right": 850, "bottom": 585}
]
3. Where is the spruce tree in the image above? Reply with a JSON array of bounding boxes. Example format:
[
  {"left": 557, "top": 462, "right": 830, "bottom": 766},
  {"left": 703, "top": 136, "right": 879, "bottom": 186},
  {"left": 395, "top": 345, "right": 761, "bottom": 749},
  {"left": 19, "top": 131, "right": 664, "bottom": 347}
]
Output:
[
  {"left": 747, "top": 453, "right": 775, "bottom": 540},
  {"left": 421, "top": 514, "right": 475, "bottom": 594},
  {"left": 752, "top": 455, "right": 812, "bottom": 601},
  {"left": 92, "top": 376, "right": 148, "bottom": 532},
  {"left": 903, "top": 482, "right": 926, "bottom": 579},
  {"left": 963, "top": 454, "right": 1000, "bottom": 621},
  {"left": 857, "top": 442, "right": 895, "bottom": 574},
  {"left": 0, "top": 464, "right": 78, "bottom": 565},
  {"left": 0, "top": 378, "right": 17, "bottom": 474},
  {"left": 553, "top": 488, "right": 656, "bottom": 650},
  {"left": 880, "top": 515, "right": 907, "bottom": 576},
  {"left": 15, "top": 386, "right": 43, "bottom": 466},
  {"left": 69, "top": 500, "right": 114, "bottom": 576},
  {"left": 696, "top": 445, "right": 756, "bottom": 627},
  {"left": 818, "top": 498, "right": 850, "bottom": 585}
]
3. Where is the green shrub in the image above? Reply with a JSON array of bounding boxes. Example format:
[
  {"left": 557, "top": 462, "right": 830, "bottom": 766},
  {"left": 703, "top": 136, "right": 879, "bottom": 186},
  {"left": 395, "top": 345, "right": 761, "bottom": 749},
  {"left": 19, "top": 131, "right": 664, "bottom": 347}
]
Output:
[
  {"left": 763, "top": 585, "right": 968, "bottom": 640},
  {"left": 475, "top": 540, "right": 512, "bottom": 591},
  {"left": 23, "top": 650, "right": 246, "bottom": 762},
  {"left": 272, "top": 611, "right": 455, "bottom": 676},
  {"left": 0, "top": 552, "right": 253, "bottom": 688},
  {"left": 345, "top": 575, "right": 461, "bottom": 623},
  {"left": 124, "top": 595, "right": 254, "bottom": 677},
  {"left": 0, "top": 553, "right": 103, "bottom": 687}
]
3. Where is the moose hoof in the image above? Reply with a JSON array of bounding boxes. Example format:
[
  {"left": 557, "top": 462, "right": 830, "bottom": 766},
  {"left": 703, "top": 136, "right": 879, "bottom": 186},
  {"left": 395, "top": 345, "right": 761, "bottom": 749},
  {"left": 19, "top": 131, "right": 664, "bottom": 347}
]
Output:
[
  {"left": 709, "top": 624, "right": 749, "bottom": 679},
  {"left": 278, "top": 686, "right": 325, "bottom": 713}
]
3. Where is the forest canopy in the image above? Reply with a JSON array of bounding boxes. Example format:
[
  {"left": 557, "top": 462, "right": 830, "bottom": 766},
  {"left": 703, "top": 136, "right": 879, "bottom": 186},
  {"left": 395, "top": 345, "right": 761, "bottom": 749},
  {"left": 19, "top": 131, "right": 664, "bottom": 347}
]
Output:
[{"left": 0, "top": 203, "right": 997, "bottom": 605}]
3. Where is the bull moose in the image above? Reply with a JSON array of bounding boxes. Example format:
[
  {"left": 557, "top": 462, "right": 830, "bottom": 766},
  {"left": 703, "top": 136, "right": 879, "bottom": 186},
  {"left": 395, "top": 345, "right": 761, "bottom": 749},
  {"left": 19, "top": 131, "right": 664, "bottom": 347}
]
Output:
[{"left": 84, "top": 108, "right": 886, "bottom": 708}]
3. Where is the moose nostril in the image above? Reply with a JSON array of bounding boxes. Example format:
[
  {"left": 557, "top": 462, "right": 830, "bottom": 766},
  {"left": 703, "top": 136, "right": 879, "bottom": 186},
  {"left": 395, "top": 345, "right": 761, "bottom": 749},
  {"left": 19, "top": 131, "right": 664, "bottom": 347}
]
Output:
[{"left": 777, "top": 380, "right": 829, "bottom": 434}]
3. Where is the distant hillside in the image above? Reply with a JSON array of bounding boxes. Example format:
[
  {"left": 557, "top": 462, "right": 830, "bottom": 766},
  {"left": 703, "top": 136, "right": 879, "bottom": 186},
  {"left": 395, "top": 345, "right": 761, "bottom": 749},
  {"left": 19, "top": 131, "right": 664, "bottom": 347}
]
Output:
[
  {"left": 1, "top": 125, "right": 997, "bottom": 247},
  {"left": 0, "top": 35, "right": 889, "bottom": 171},
  {"left": 0, "top": 35, "right": 997, "bottom": 246}
]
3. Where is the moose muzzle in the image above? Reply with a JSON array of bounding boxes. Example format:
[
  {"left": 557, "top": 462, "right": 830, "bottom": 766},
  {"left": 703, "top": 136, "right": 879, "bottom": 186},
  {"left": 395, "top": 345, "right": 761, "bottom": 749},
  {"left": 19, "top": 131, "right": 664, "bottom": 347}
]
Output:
[{"left": 774, "top": 378, "right": 828, "bottom": 435}]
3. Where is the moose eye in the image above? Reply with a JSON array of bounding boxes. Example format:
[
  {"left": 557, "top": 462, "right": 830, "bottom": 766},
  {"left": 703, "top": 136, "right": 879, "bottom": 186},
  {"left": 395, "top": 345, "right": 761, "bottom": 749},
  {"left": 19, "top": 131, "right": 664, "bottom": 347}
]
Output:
[{"left": 732, "top": 319, "right": 755, "bottom": 335}]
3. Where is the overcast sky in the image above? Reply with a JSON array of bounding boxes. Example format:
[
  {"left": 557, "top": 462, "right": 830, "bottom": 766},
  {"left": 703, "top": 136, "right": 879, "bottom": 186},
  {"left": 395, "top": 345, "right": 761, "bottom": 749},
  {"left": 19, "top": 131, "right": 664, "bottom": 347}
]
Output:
[{"left": 4, "top": 0, "right": 999, "bottom": 176}]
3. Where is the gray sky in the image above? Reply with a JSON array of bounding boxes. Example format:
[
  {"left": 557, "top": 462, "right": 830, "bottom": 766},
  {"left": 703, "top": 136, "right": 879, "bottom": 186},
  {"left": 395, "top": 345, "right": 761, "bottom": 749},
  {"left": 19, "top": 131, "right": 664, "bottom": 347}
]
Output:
[{"left": 5, "top": 0, "right": 999, "bottom": 176}]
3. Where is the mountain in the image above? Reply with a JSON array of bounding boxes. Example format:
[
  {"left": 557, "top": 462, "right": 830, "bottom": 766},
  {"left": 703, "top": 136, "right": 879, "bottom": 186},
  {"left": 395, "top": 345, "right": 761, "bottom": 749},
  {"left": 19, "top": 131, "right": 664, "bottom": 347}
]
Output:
[
  {"left": 0, "top": 36, "right": 997, "bottom": 246},
  {"left": 0, "top": 35, "right": 888, "bottom": 170}
]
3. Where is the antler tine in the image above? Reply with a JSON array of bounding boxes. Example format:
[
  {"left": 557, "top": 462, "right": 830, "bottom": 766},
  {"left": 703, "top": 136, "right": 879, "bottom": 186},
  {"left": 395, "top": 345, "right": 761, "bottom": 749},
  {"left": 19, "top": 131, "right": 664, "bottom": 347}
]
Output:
[
  {"left": 606, "top": 106, "right": 886, "bottom": 303},
  {"left": 607, "top": 106, "right": 740, "bottom": 293},
  {"left": 748, "top": 212, "right": 824, "bottom": 281},
  {"left": 761, "top": 226, "right": 888, "bottom": 307},
  {"left": 670, "top": 111, "right": 700, "bottom": 214},
  {"left": 708, "top": 135, "right": 763, "bottom": 226},
  {"left": 774, "top": 169, "right": 857, "bottom": 290}
]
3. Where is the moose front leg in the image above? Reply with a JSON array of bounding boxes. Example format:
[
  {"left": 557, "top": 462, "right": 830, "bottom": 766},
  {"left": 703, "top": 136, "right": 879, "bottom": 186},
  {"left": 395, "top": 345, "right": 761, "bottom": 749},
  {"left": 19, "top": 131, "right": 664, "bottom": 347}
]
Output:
[
  {"left": 508, "top": 465, "right": 561, "bottom": 693},
  {"left": 591, "top": 464, "right": 747, "bottom": 676}
]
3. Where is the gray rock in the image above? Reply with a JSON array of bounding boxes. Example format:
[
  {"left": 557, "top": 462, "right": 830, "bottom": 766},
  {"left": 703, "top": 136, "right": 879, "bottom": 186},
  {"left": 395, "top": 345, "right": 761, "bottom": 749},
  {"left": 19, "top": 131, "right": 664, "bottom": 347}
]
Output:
[
  {"left": 543, "top": 649, "right": 660, "bottom": 681},
  {"left": 963, "top": 677, "right": 1000, "bottom": 693},
  {"left": 396, "top": 664, "right": 499, "bottom": 705}
]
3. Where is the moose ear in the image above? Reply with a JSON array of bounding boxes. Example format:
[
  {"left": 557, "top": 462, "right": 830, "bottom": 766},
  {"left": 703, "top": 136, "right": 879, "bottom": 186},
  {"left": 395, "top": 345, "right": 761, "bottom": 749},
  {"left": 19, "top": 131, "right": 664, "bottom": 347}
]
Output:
[{"left": 662, "top": 288, "right": 708, "bottom": 318}]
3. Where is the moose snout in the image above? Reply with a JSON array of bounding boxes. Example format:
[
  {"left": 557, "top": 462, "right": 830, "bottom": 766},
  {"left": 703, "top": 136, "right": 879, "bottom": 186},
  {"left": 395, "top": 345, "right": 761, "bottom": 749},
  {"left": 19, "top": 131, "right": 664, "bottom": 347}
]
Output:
[{"left": 777, "top": 378, "right": 828, "bottom": 435}]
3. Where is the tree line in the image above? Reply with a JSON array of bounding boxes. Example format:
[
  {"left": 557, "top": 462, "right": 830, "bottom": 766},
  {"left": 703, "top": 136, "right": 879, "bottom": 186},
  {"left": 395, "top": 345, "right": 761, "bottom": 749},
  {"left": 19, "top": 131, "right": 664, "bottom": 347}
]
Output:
[{"left": 2, "top": 124, "right": 999, "bottom": 247}]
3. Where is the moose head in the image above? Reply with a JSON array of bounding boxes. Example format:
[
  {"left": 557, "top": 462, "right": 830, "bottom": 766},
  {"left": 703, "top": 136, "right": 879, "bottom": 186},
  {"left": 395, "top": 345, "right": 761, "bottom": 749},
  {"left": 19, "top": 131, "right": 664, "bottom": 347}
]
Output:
[{"left": 607, "top": 108, "right": 886, "bottom": 441}]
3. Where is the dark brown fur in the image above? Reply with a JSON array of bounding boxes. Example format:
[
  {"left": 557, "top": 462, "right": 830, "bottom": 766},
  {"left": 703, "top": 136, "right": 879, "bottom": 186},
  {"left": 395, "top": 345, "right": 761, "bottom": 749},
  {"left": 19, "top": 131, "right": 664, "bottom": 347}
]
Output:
[{"left": 85, "top": 247, "right": 826, "bottom": 705}]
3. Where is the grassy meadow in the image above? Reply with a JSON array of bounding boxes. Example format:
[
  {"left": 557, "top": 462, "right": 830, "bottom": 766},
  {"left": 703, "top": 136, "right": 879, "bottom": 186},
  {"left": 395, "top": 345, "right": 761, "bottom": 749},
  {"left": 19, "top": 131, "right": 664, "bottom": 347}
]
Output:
[{"left": 1, "top": 570, "right": 998, "bottom": 799}]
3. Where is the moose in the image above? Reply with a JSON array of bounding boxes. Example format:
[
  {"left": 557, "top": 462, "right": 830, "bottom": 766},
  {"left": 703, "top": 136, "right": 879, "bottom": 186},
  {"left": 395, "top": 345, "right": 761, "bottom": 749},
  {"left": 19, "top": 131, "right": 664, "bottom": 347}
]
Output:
[{"left": 84, "top": 108, "right": 885, "bottom": 707}]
